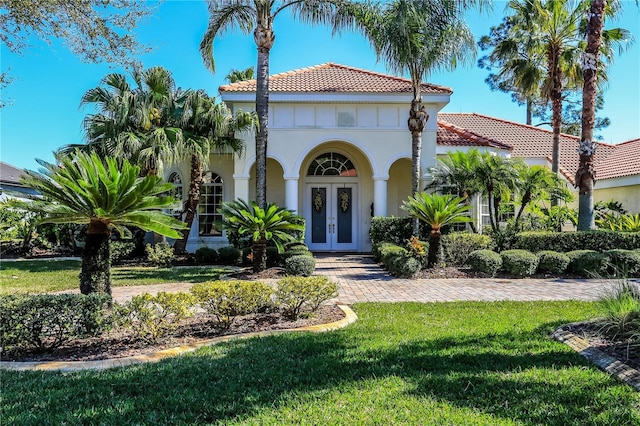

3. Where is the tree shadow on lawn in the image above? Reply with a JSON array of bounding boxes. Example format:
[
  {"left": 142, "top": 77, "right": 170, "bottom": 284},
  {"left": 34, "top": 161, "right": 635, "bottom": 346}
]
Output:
[
  {"left": 3, "top": 317, "right": 639, "bottom": 425},
  {"left": 0, "top": 259, "right": 80, "bottom": 273},
  {"left": 110, "top": 268, "right": 224, "bottom": 283}
]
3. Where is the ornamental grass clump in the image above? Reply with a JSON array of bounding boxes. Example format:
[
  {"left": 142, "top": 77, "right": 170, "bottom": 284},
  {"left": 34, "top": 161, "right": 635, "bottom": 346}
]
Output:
[
  {"left": 500, "top": 249, "right": 538, "bottom": 277},
  {"left": 604, "top": 249, "right": 640, "bottom": 277},
  {"left": 275, "top": 276, "right": 338, "bottom": 320},
  {"left": 190, "top": 280, "right": 273, "bottom": 329},
  {"left": 597, "top": 280, "right": 640, "bottom": 340}
]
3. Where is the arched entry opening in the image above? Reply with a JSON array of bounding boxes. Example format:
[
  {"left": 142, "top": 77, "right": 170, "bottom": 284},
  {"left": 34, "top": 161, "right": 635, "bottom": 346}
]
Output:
[
  {"left": 248, "top": 158, "right": 285, "bottom": 206},
  {"left": 301, "top": 143, "right": 373, "bottom": 252},
  {"left": 387, "top": 158, "right": 412, "bottom": 216}
]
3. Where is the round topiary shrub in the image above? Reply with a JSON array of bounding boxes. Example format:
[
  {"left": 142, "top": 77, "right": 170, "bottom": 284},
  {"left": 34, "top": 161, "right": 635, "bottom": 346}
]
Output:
[
  {"left": 389, "top": 254, "right": 421, "bottom": 278},
  {"left": 566, "top": 250, "right": 609, "bottom": 276},
  {"left": 380, "top": 244, "right": 408, "bottom": 268},
  {"left": 218, "top": 246, "right": 242, "bottom": 265},
  {"left": 500, "top": 249, "right": 539, "bottom": 277},
  {"left": 467, "top": 249, "right": 502, "bottom": 277},
  {"left": 285, "top": 254, "right": 316, "bottom": 276},
  {"left": 604, "top": 249, "right": 640, "bottom": 277},
  {"left": 194, "top": 247, "right": 218, "bottom": 265},
  {"left": 536, "top": 250, "right": 570, "bottom": 275}
]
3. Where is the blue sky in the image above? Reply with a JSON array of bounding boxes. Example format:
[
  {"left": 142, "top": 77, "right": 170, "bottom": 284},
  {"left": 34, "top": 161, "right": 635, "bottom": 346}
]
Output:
[{"left": 1, "top": 0, "right": 639, "bottom": 171}]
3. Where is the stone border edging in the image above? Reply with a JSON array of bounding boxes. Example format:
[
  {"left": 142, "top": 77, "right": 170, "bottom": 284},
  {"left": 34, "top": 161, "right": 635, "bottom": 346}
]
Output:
[
  {"left": 552, "top": 325, "right": 640, "bottom": 391},
  {"left": 0, "top": 305, "right": 357, "bottom": 372}
]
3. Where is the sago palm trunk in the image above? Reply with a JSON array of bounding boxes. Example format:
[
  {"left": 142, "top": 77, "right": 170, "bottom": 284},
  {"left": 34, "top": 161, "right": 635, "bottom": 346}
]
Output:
[
  {"left": 252, "top": 237, "right": 267, "bottom": 273},
  {"left": 254, "top": 20, "right": 274, "bottom": 210},
  {"left": 408, "top": 98, "right": 428, "bottom": 236},
  {"left": 80, "top": 220, "right": 112, "bottom": 296},
  {"left": 174, "top": 155, "right": 204, "bottom": 254},
  {"left": 576, "top": 0, "right": 605, "bottom": 231},
  {"left": 427, "top": 229, "right": 442, "bottom": 268}
]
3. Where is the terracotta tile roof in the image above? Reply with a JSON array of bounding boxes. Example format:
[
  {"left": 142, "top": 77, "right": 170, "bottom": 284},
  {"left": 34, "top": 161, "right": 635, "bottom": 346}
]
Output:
[
  {"left": 219, "top": 63, "right": 452, "bottom": 95},
  {"left": 596, "top": 138, "right": 640, "bottom": 180},
  {"left": 437, "top": 121, "right": 512, "bottom": 150},
  {"left": 437, "top": 112, "right": 623, "bottom": 184}
]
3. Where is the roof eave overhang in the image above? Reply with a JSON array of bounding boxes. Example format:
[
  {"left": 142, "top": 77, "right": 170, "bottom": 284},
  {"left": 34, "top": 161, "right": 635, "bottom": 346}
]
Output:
[{"left": 220, "top": 91, "right": 451, "bottom": 108}]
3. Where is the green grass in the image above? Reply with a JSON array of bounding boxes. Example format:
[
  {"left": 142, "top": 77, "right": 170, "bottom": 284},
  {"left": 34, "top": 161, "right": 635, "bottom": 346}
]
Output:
[
  {"left": 3, "top": 301, "right": 639, "bottom": 425},
  {"left": 0, "top": 260, "right": 229, "bottom": 294}
]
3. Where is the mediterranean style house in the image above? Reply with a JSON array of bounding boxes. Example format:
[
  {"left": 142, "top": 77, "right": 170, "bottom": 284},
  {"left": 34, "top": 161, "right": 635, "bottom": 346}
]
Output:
[{"left": 163, "top": 63, "right": 640, "bottom": 253}]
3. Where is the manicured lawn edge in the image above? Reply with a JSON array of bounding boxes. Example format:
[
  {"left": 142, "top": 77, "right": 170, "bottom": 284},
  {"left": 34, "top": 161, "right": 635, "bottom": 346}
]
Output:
[
  {"left": 0, "top": 305, "right": 357, "bottom": 372},
  {"left": 552, "top": 324, "right": 640, "bottom": 391}
]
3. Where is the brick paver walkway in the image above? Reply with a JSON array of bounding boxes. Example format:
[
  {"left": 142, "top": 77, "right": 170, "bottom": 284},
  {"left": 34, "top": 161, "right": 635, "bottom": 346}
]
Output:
[{"left": 100, "top": 254, "right": 626, "bottom": 304}]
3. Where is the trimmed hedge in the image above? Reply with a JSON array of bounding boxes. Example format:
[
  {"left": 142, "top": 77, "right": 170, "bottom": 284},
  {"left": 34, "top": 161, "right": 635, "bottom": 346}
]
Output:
[
  {"left": 513, "top": 231, "right": 640, "bottom": 253},
  {"left": 388, "top": 254, "right": 421, "bottom": 278},
  {"left": 370, "top": 216, "right": 429, "bottom": 246},
  {"left": 442, "top": 233, "right": 494, "bottom": 266},
  {"left": 468, "top": 250, "right": 502, "bottom": 277},
  {"left": 500, "top": 250, "right": 538, "bottom": 277},
  {"left": 604, "top": 249, "right": 640, "bottom": 277},
  {"left": 194, "top": 247, "right": 218, "bottom": 265},
  {"left": 285, "top": 254, "right": 316, "bottom": 276},
  {"left": 218, "top": 246, "right": 242, "bottom": 265},
  {"left": 566, "top": 250, "right": 609, "bottom": 276},
  {"left": 0, "top": 293, "right": 110, "bottom": 352},
  {"left": 275, "top": 276, "right": 338, "bottom": 319},
  {"left": 536, "top": 251, "right": 570, "bottom": 275}
]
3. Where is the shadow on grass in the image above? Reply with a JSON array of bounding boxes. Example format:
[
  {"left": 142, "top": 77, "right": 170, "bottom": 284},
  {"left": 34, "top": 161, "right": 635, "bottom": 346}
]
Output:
[
  {"left": 3, "top": 304, "right": 639, "bottom": 425},
  {"left": 0, "top": 260, "right": 80, "bottom": 273},
  {"left": 110, "top": 267, "right": 224, "bottom": 284}
]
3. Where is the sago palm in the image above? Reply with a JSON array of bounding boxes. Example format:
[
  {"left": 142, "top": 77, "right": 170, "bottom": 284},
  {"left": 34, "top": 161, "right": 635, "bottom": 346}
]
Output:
[
  {"left": 17, "top": 151, "right": 186, "bottom": 297},
  {"left": 200, "top": 0, "right": 361, "bottom": 209},
  {"left": 402, "top": 193, "right": 471, "bottom": 267},
  {"left": 220, "top": 199, "right": 304, "bottom": 273}
]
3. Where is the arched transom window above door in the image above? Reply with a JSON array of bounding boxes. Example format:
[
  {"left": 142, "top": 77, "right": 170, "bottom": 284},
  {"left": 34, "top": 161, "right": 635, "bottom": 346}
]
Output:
[{"left": 307, "top": 152, "right": 357, "bottom": 177}]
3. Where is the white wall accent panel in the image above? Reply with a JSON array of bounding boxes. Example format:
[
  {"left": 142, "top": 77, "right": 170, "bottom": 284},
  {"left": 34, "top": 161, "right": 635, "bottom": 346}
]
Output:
[
  {"left": 273, "top": 106, "right": 294, "bottom": 127},
  {"left": 378, "top": 106, "right": 400, "bottom": 128},
  {"left": 294, "top": 106, "right": 314, "bottom": 127},
  {"left": 337, "top": 107, "right": 356, "bottom": 127},
  {"left": 357, "top": 107, "right": 377, "bottom": 127}
]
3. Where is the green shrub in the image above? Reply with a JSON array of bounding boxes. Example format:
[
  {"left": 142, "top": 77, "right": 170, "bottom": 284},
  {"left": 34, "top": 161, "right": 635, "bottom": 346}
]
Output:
[
  {"left": 370, "top": 216, "right": 429, "bottom": 246},
  {"left": 285, "top": 254, "right": 316, "bottom": 276},
  {"left": 0, "top": 293, "right": 110, "bottom": 352},
  {"left": 467, "top": 250, "right": 503, "bottom": 277},
  {"left": 513, "top": 230, "right": 640, "bottom": 253},
  {"left": 279, "top": 248, "right": 313, "bottom": 265},
  {"left": 379, "top": 244, "right": 408, "bottom": 266},
  {"left": 388, "top": 254, "right": 421, "bottom": 278},
  {"left": 566, "top": 250, "right": 609, "bottom": 276},
  {"left": 275, "top": 276, "right": 338, "bottom": 319},
  {"left": 110, "top": 240, "right": 135, "bottom": 264},
  {"left": 145, "top": 242, "right": 174, "bottom": 267},
  {"left": 442, "top": 233, "right": 494, "bottom": 266},
  {"left": 536, "top": 250, "right": 570, "bottom": 275},
  {"left": 116, "top": 291, "right": 195, "bottom": 343},
  {"left": 500, "top": 249, "right": 538, "bottom": 277},
  {"left": 604, "top": 249, "right": 640, "bottom": 277},
  {"left": 218, "top": 246, "right": 242, "bottom": 265},
  {"left": 372, "top": 242, "right": 400, "bottom": 262},
  {"left": 190, "top": 280, "right": 273, "bottom": 329},
  {"left": 194, "top": 247, "right": 218, "bottom": 265}
]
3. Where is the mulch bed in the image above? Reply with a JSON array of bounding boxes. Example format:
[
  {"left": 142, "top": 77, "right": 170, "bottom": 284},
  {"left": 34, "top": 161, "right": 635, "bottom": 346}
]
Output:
[{"left": 1, "top": 305, "right": 345, "bottom": 363}]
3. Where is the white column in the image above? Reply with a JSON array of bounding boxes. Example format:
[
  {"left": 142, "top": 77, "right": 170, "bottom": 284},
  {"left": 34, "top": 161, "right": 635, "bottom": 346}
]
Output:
[
  {"left": 233, "top": 175, "right": 250, "bottom": 202},
  {"left": 284, "top": 176, "right": 299, "bottom": 213},
  {"left": 373, "top": 177, "right": 388, "bottom": 217}
]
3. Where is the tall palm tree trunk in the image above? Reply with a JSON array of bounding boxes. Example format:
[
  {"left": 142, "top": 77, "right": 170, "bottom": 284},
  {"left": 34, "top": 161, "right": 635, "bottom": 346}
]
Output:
[
  {"left": 576, "top": 0, "right": 604, "bottom": 231},
  {"left": 548, "top": 46, "right": 563, "bottom": 210},
  {"left": 80, "top": 220, "right": 112, "bottom": 296},
  {"left": 408, "top": 98, "right": 428, "bottom": 236},
  {"left": 174, "top": 155, "right": 204, "bottom": 254},
  {"left": 254, "top": 20, "right": 274, "bottom": 210}
]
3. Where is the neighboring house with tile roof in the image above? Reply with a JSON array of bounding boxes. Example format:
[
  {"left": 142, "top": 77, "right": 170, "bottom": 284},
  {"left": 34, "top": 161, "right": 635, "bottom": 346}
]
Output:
[
  {"left": 0, "top": 161, "right": 38, "bottom": 201},
  {"left": 164, "top": 63, "right": 639, "bottom": 253}
]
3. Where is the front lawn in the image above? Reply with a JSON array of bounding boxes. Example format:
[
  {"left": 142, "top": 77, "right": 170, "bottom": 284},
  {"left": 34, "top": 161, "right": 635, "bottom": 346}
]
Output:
[
  {"left": 2, "top": 302, "right": 638, "bottom": 425},
  {"left": 0, "top": 260, "right": 229, "bottom": 294}
]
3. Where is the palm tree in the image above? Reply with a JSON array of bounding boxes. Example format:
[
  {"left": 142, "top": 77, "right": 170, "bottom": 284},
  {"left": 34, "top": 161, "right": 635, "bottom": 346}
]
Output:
[
  {"left": 17, "top": 151, "right": 186, "bottom": 297},
  {"left": 353, "top": 0, "right": 477, "bottom": 235},
  {"left": 220, "top": 199, "right": 304, "bottom": 272},
  {"left": 402, "top": 193, "right": 472, "bottom": 267},
  {"left": 576, "top": 0, "right": 631, "bottom": 230},
  {"left": 226, "top": 66, "right": 255, "bottom": 83},
  {"left": 473, "top": 152, "right": 520, "bottom": 232},
  {"left": 200, "top": 0, "right": 360, "bottom": 209},
  {"left": 172, "top": 90, "right": 256, "bottom": 254},
  {"left": 63, "top": 66, "right": 184, "bottom": 177}
]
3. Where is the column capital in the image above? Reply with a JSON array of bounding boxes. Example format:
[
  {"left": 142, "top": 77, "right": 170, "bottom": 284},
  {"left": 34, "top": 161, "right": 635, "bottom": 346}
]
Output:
[
  {"left": 372, "top": 174, "right": 389, "bottom": 181},
  {"left": 232, "top": 174, "right": 250, "bottom": 180},
  {"left": 283, "top": 174, "right": 300, "bottom": 181}
]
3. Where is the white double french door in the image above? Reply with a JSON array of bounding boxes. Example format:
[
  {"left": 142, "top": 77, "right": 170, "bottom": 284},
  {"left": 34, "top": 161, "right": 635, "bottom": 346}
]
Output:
[{"left": 305, "top": 183, "right": 358, "bottom": 251}]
